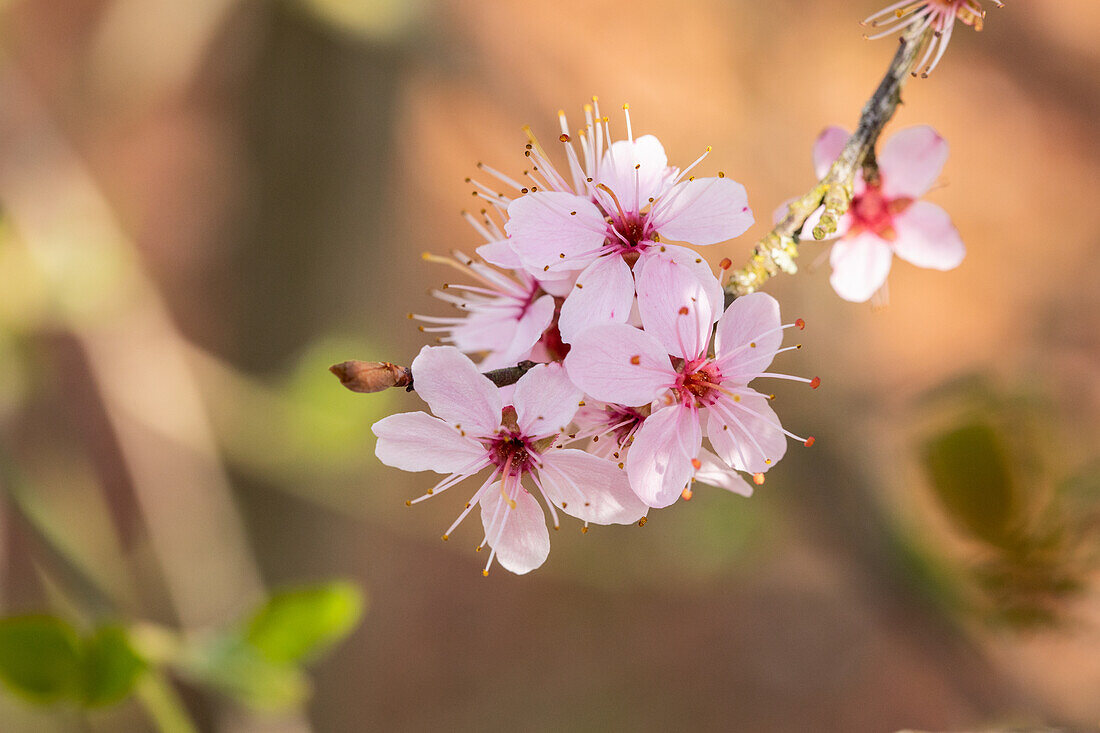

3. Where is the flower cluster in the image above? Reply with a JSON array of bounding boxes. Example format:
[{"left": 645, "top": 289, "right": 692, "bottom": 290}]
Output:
[{"left": 377, "top": 102, "right": 817, "bottom": 575}]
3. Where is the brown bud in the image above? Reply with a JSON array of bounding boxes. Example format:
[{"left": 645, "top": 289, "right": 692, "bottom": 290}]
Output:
[{"left": 329, "top": 361, "right": 411, "bottom": 393}]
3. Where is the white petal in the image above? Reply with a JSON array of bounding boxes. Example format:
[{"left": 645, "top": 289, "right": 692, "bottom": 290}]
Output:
[
  {"left": 635, "top": 252, "right": 714, "bottom": 360},
  {"left": 626, "top": 405, "right": 701, "bottom": 508},
  {"left": 813, "top": 126, "right": 850, "bottom": 180},
  {"left": 410, "top": 346, "right": 502, "bottom": 435},
  {"left": 563, "top": 324, "right": 675, "bottom": 406},
  {"left": 650, "top": 176, "right": 754, "bottom": 246},
  {"left": 496, "top": 294, "right": 555, "bottom": 365},
  {"left": 828, "top": 232, "right": 893, "bottom": 303},
  {"left": 706, "top": 391, "right": 787, "bottom": 474},
  {"left": 597, "top": 135, "right": 672, "bottom": 212},
  {"left": 372, "top": 412, "right": 486, "bottom": 473},
  {"left": 538, "top": 449, "right": 647, "bottom": 524},
  {"left": 480, "top": 481, "right": 550, "bottom": 575},
  {"left": 694, "top": 448, "right": 753, "bottom": 497},
  {"left": 656, "top": 243, "right": 726, "bottom": 322},
  {"left": 512, "top": 363, "right": 582, "bottom": 438},
  {"left": 557, "top": 255, "right": 636, "bottom": 344},
  {"left": 714, "top": 291, "right": 783, "bottom": 381},
  {"left": 879, "top": 126, "right": 948, "bottom": 199},
  {"left": 507, "top": 192, "right": 608, "bottom": 275},
  {"left": 476, "top": 239, "right": 523, "bottom": 269},
  {"left": 891, "top": 202, "right": 965, "bottom": 271}
]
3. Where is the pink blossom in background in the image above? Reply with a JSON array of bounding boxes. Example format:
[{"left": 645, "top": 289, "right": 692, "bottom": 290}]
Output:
[
  {"left": 862, "top": 0, "right": 1003, "bottom": 77},
  {"left": 413, "top": 251, "right": 557, "bottom": 370},
  {"left": 803, "top": 125, "right": 965, "bottom": 303},
  {"left": 372, "top": 346, "right": 646, "bottom": 575},
  {"left": 564, "top": 256, "right": 814, "bottom": 508}
]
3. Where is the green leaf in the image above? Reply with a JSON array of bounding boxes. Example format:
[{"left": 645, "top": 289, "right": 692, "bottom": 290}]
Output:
[
  {"left": 923, "top": 422, "right": 1019, "bottom": 548},
  {"left": 0, "top": 615, "right": 81, "bottom": 703},
  {"left": 79, "top": 626, "right": 147, "bottom": 707},
  {"left": 246, "top": 582, "right": 364, "bottom": 666},
  {"left": 176, "top": 635, "right": 309, "bottom": 712}
]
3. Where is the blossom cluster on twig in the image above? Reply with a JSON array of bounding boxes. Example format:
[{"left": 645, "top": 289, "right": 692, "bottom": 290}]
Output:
[{"left": 345, "top": 3, "right": 1005, "bottom": 576}]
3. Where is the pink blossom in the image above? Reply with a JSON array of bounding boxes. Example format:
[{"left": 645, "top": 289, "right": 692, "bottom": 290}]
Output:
[
  {"left": 805, "top": 125, "right": 965, "bottom": 303},
  {"left": 862, "top": 0, "right": 1003, "bottom": 77},
  {"left": 372, "top": 346, "right": 647, "bottom": 575},
  {"left": 412, "top": 250, "right": 557, "bottom": 370},
  {"left": 564, "top": 256, "right": 815, "bottom": 508},
  {"left": 473, "top": 101, "right": 753, "bottom": 343},
  {"left": 570, "top": 402, "right": 754, "bottom": 502}
]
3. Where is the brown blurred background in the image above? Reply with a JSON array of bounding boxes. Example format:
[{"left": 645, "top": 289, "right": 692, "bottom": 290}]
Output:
[{"left": 0, "top": 0, "right": 1098, "bottom": 730}]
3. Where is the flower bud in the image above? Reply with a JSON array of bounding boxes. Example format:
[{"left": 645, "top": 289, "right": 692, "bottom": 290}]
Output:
[{"left": 330, "top": 361, "right": 411, "bottom": 393}]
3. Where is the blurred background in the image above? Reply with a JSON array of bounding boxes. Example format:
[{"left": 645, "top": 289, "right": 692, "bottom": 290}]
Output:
[{"left": 0, "top": 0, "right": 1098, "bottom": 730}]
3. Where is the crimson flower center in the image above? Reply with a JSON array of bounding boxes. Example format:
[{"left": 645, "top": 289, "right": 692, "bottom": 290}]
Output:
[
  {"left": 850, "top": 183, "right": 912, "bottom": 240},
  {"left": 486, "top": 431, "right": 535, "bottom": 476},
  {"left": 674, "top": 360, "right": 724, "bottom": 407}
]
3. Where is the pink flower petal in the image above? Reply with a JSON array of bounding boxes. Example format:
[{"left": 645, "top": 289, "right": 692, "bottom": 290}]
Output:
[
  {"left": 372, "top": 411, "right": 486, "bottom": 473},
  {"left": 828, "top": 231, "right": 893, "bottom": 303},
  {"left": 564, "top": 324, "right": 674, "bottom": 406},
  {"left": 476, "top": 239, "right": 522, "bottom": 269},
  {"left": 649, "top": 176, "right": 754, "bottom": 246},
  {"left": 410, "top": 346, "right": 502, "bottom": 435},
  {"left": 538, "top": 449, "right": 647, "bottom": 524},
  {"left": 536, "top": 271, "right": 577, "bottom": 298},
  {"left": 496, "top": 294, "right": 555, "bottom": 365},
  {"left": 879, "top": 126, "right": 948, "bottom": 199},
  {"left": 626, "top": 405, "right": 701, "bottom": 508},
  {"left": 706, "top": 390, "right": 787, "bottom": 474},
  {"left": 635, "top": 253, "right": 714, "bottom": 360},
  {"left": 597, "top": 135, "right": 672, "bottom": 213},
  {"left": 813, "top": 126, "right": 850, "bottom": 180},
  {"left": 506, "top": 192, "right": 608, "bottom": 275},
  {"left": 513, "top": 363, "right": 582, "bottom": 438},
  {"left": 479, "top": 481, "right": 550, "bottom": 575},
  {"left": 694, "top": 448, "right": 753, "bottom": 497},
  {"left": 657, "top": 243, "right": 726, "bottom": 322},
  {"left": 714, "top": 291, "right": 783, "bottom": 381},
  {"left": 891, "top": 201, "right": 965, "bottom": 271},
  {"left": 557, "top": 255, "right": 636, "bottom": 344}
]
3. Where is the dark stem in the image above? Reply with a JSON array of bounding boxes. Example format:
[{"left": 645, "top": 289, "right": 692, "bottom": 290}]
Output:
[{"left": 331, "top": 359, "right": 540, "bottom": 393}]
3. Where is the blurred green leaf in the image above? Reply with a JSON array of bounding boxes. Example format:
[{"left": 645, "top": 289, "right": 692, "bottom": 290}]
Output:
[
  {"left": 178, "top": 636, "right": 308, "bottom": 712},
  {"left": 0, "top": 616, "right": 81, "bottom": 703},
  {"left": 295, "top": 0, "right": 426, "bottom": 40},
  {"left": 923, "top": 422, "right": 1019, "bottom": 548},
  {"left": 246, "top": 582, "right": 364, "bottom": 666},
  {"left": 79, "top": 626, "right": 147, "bottom": 707}
]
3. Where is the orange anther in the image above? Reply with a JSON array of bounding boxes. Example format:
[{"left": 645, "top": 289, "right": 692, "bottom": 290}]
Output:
[{"left": 753, "top": 473, "right": 766, "bottom": 485}]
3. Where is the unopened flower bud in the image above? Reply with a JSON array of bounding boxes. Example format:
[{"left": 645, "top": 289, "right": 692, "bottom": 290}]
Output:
[{"left": 329, "top": 360, "right": 411, "bottom": 393}]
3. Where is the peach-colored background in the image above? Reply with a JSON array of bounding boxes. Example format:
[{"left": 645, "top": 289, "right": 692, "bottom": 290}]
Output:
[{"left": 0, "top": 1, "right": 1097, "bottom": 730}]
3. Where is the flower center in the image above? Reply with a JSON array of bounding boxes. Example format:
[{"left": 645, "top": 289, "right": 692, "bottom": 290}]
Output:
[
  {"left": 850, "top": 183, "right": 912, "bottom": 241},
  {"left": 674, "top": 360, "right": 724, "bottom": 407},
  {"left": 487, "top": 432, "right": 534, "bottom": 476},
  {"left": 485, "top": 406, "right": 536, "bottom": 476},
  {"left": 603, "top": 405, "right": 648, "bottom": 446}
]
